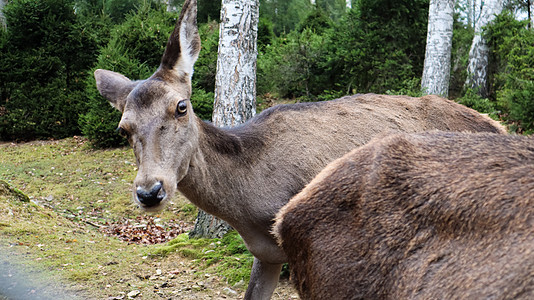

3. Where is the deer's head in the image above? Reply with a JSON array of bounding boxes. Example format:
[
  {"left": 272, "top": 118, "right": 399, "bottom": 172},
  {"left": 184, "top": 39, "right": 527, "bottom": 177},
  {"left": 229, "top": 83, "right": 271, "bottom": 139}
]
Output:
[{"left": 94, "top": 0, "right": 200, "bottom": 212}]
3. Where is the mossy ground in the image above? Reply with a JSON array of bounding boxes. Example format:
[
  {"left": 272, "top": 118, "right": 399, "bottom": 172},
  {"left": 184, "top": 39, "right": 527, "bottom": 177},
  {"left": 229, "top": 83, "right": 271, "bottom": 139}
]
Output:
[{"left": 0, "top": 138, "right": 297, "bottom": 299}]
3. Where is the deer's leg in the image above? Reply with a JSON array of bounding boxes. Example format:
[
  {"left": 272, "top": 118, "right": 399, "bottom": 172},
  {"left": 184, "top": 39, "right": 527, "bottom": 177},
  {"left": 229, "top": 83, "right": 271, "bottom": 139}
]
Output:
[{"left": 244, "top": 258, "right": 282, "bottom": 300}]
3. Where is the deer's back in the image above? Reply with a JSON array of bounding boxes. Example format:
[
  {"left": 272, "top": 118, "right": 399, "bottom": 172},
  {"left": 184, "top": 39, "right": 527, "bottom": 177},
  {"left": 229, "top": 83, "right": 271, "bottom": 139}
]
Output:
[
  {"left": 232, "top": 93, "right": 505, "bottom": 170},
  {"left": 275, "top": 132, "right": 534, "bottom": 299}
]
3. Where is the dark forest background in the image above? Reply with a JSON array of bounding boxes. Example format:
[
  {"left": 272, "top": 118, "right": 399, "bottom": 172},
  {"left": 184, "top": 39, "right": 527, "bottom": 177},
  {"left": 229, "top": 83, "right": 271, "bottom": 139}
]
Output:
[{"left": 1, "top": 0, "right": 533, "bottom": 147}]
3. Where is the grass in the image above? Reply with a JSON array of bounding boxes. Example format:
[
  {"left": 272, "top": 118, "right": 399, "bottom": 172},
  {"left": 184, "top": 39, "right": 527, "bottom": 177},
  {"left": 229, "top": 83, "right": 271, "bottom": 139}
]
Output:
[
  {"left": 0, "top": 137, "right": 256, "bottom": 298},
  {"left": 150, "top": 231, "right": 254, "bottom": 285}
]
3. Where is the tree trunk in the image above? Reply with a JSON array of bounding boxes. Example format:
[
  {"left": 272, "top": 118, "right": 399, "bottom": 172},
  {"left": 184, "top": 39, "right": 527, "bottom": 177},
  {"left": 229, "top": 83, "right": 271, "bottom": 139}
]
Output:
[
  {"left": 464, "top": 0, "right": 504, "bottom": 98},
  {"left": 529, "top": 0, "right": 533, "bottom": 28},
  {"left": 189, "top": 0, "right": 259, "bottom": 239},
  {"left": 0, "top": 0, "right": 6, "bottom": 29},
  {"left": 421, "top": 0, "right": 455, "bottom": 97}
]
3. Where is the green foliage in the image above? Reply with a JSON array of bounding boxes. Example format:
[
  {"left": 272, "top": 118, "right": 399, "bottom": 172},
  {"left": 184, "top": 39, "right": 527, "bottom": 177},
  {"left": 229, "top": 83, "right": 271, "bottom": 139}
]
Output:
[
  {"left": 191, "top": 88, "right": 214, "bottom": 121},
  {"left": 449, "top": 13, "right": 474, "bottom": 99},
  {"left": 193, "top": 21, "right": 219, "bottom": 94},
  {"left": 0, "top": 0, "right": 99, "bottom": 141},
  {"left": 326, "top": 0, "right": 429, "bottom": 95},
  {"left": 80, "top": 3, "right": 174, "bottom": 148},
  {"left": 315, "top": 0, "right": 348, "bottom": 22},
  {"left": 486, "top": 12, "right": 534, "bottom": 134},
  {"left": 259, "top": 0, "right": 430, "bottom": 99},
  {"left": 258, "top": 28, "right": 329, "bottom": 98},
  {"left": 385, "top": 77, "right": 424, "bottom": 97},
  {"left": 457, "top": 88, "right": 498, "bottom": 117},
  {"left": 260, "top": 0, "right": 314, "bottom": 35},
  {"left": 197, "top": 0, "right": 221, "bottom": 23},
  {"left": 151, "top": 231, "right": 254, "bottom": 285},
  {"left": 257, "top": 17, "right": 275, "bottom": 51},
  {"left": 75, "top": 0, "right": 146, "bottom": 24},
  {"left": 296, "top": 8, "right": 332, "bottom": 34}
]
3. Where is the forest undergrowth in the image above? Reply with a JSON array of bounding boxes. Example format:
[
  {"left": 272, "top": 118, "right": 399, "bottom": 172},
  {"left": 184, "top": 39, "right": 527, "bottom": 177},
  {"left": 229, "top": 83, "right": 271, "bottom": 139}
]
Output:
[{"left": 0, "top": 137, "right": 297, "bottom": 299}]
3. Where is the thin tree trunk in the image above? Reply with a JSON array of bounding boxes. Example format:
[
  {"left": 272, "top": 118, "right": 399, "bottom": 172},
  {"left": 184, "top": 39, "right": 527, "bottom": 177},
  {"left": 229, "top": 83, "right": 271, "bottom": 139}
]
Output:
[
  {"left": 0, "top": 0, "right": 6, "bottom": 29},
  {"left": 421, "top": 0, "right": 455, "bottom": 97},
  {"left": 464, "top": 0, "right": 504, "bottom": 98},
  {"left": 189, "top": 0, "right": 259, "bottom": 239},
  {"left": 529, "top": 0, "right": 533, "bottom": 28}
]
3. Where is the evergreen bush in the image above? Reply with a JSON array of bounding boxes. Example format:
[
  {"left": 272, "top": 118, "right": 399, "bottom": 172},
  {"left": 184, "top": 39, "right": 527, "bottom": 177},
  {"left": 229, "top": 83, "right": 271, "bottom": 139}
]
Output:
[
  {"left": 486, "top": 12, "right": 534, "bottom": 134},
  {"left": 0, "top": 0, "right": 99, "bottom": 141}
]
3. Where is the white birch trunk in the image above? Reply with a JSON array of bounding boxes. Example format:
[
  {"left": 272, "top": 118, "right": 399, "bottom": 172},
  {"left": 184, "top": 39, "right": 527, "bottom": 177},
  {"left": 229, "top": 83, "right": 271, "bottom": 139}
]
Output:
[
  {"left": 212, "top": 0, "right": 258, "bottom": 126},
  {"left": 421, "top": 0, "right": 455, "bottom": 97},
  {"left": 190, "top": 0, "right": 259, "bottom": 239},
  {"left": 464, "top": 0, "right": 504, "bottom": 98}
]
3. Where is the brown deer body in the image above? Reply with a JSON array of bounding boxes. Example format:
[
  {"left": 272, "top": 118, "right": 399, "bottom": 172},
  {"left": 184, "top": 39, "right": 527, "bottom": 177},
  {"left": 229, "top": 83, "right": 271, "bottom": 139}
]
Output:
[
  {"left": 274, "top": 132, "right": 534, "bottom": 300},
  {"left": 94, "top": 1, "right": 506, "bottom": 298}
]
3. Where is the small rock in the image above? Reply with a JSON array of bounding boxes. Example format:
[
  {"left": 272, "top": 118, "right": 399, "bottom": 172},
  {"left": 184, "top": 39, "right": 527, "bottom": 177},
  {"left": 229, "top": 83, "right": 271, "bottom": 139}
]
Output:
[
  {"left": 223, "top": 287, "right": 238, "bottom": 296},
  {"left": 156, "top": 269, "right": 162, "bottom": 275},
  {"left": 127, "top": 290, "right": 140, "bottom": 298},
  {"left": 233, "top": 279, "right": 245, "bottom": 289}
]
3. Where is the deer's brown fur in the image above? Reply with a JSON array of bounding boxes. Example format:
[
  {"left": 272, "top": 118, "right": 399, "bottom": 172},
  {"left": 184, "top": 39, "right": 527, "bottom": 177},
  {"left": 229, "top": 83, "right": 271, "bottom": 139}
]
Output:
[
  {"left": 94, "top": 0, "right": 507, "bottom": 298},
  {"left": 274, "top": 132, "right": 534, "bottom": 300}
]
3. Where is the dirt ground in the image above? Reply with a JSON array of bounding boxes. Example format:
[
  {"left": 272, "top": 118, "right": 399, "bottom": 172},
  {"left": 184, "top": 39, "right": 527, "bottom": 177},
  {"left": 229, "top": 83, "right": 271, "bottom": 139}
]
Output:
[{"left": 1, "top": 243, "right": 299, "bottom": 300}]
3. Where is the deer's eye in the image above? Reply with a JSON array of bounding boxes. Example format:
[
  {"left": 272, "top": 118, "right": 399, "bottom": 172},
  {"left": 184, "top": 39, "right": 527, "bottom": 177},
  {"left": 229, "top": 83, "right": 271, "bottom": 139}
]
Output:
[{"left": 176, "top": 100, "right": 188, "bottom": 117}]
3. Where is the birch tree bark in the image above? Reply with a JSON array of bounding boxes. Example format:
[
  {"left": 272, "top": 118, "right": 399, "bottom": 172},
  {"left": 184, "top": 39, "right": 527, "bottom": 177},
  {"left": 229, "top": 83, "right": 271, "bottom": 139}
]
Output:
[
  {"left": 421, "top": 0, "right": 455, "bottom": 97},
  {"left": 189, "top": 0, "right": 259, "bottom": 239},
  {"left": 464, "top": 0, "right": 505, "bottom": 98}
]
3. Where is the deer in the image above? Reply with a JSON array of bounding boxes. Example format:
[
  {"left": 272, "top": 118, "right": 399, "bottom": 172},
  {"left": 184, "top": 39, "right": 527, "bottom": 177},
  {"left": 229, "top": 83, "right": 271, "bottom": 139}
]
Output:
[
  {"left": 274, "top": 131, "right": 534, "bottom": 300},
  {"left": 93, "top": 0, "right": 506, "bottom": 298}
]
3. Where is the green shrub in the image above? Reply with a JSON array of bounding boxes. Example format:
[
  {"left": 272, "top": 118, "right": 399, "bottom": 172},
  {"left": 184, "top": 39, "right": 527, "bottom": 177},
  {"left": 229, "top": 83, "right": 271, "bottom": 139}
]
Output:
[
  {"left": 191, "top": 88, "right": 214, "bottom": 121},
  {"left": 385, "top": 77, "right": 424, "bottom": 97},
  {"left": 258, "top": 28, "right": 329, "bottom": 98},
  {"left": 193, "top": 21, "right": 219, "bottom": 94},
  {"left": 0, "top": 0, "right": 99, "bottom": 141},
  {"left": 486, "top": 12, "right": 534, "bottom": 134},
  {"left": 325, "top": 0, "right": 429, "bottom": 95},
  {"left": 457, "top": 88, "right": 498, "bottom": 117}
]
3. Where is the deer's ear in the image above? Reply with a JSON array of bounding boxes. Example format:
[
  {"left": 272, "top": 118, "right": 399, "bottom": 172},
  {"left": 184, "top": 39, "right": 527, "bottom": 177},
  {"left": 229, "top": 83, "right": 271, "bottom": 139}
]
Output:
[
  {"left": 94, "top": 69, "right": 135, "bottom": 112},
  {"left": 159, "top": 0, "right": 200, "bottom": 79}
]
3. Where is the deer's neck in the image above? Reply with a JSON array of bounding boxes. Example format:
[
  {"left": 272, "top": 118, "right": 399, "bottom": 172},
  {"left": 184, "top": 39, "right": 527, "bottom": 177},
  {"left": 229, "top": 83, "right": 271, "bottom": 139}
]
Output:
[{"left": 177, "top": 119, "right": 264, "bottom": 224}]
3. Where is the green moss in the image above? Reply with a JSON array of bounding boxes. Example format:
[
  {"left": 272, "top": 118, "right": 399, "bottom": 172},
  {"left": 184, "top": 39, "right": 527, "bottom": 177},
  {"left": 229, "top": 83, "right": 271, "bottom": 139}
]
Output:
[
  {"left": 0, "top": 179, "right": 29, "bottom": 202},
  {"left": 149, "top": 231, "right": 254, "bottom": 285}
]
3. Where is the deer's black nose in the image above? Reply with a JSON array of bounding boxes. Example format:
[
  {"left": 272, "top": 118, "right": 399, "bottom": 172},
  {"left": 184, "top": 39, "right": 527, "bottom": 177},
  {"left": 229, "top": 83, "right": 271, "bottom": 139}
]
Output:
[{"left": 136, "top": 182, "right": 165, "bottom": 207}]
